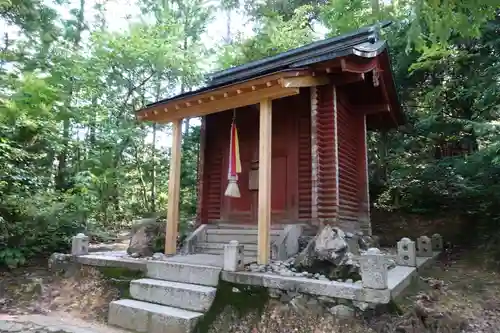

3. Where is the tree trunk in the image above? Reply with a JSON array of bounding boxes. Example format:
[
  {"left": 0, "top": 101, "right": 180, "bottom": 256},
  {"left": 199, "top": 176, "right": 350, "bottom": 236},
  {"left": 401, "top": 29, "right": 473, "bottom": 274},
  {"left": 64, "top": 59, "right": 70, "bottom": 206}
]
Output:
[
  {"left": 151, "top": 122, "right": 157, "bottom": 212},
  {"left": 55, "top": 0, "right": 85, "bottom": 191}
]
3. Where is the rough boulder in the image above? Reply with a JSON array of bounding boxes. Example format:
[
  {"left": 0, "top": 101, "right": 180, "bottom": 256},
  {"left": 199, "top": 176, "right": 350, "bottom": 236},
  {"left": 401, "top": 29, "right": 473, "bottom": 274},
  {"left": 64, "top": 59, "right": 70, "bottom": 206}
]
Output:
[
  {"left": 126, "top": 218, "right": 164, "bottom": 257},
  {"left": 294, "top": 226, "right": 360, "bottom": 281}
]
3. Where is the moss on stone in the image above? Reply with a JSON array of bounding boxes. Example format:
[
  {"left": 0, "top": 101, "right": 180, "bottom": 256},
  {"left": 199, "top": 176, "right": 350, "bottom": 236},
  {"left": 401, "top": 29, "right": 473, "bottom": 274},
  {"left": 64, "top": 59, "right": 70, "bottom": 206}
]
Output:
[
  {"left": 194, "top": 280, "right": 269, "bottom": 333},
  {"left": 98, "top": 266, "right": 145, "bottom": 279},
  {"left": 97, "top": 267, "right": 144, "bottom": 299}
]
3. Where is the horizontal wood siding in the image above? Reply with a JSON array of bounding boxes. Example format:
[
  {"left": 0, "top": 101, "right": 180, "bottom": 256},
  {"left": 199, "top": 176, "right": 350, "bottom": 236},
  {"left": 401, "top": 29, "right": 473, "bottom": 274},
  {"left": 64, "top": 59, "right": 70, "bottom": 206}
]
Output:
[
  {"left": 298, "top": 93, "right": 312, "bottom": 220},
  {"left": 337, "top": 96, "right": 363, "bottom": 232},
  {"left": 315, "top": 85, "right": 338, "bottom": 222},
  {"left": 201, "top": 113, "right": 226, "bottom": 222}
]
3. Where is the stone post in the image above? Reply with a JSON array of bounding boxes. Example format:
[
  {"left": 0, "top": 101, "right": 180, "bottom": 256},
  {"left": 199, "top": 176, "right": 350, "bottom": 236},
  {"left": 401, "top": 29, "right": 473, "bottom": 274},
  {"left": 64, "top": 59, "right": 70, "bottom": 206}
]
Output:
[
  {"left": 396, "top": 237, "right": 417, "bottom": 267},
  {"left": 417, "top": 236, "right": 433, "bottom": 257},
  {"left": 345, "top": 235, "right": 360, "bottom": 255},
  {"left": 431, "top": 233, "right": 443, "bottom": 252},
  {"left": 359, "top": 253, "right": 388, "bottom": 290},
  {"left": 71, "top": 233, "right": 89, "bottom": 256},
  {"left": 223, "top": 240, "right": 244, "bottom": 272}
]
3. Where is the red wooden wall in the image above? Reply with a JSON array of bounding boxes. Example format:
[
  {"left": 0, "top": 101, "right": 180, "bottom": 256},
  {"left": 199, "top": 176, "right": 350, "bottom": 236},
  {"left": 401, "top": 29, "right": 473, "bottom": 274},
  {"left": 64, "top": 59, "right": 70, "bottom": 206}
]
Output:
[
  {"left": 337, "top": 93, "right": 367, "bottom": 231},
  {"left": 314, "top": 85, "right": 338, "bottom": 222},
  {"left": 198, "top": 85, "right": 369, "bottom": 232},
  {"left": 313, "top": 85, "right": 369, "bottom": 232},
  {"left": 199, "top": 90, "right": 311, "bottom": 224}
]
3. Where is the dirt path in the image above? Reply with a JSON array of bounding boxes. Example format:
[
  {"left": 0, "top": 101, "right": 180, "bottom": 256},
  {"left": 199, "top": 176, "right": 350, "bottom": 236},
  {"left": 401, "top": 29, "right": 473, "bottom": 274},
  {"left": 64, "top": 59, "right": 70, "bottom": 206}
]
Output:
[{"left": 0, "top": 314, "right": 128, "bottom": 333}]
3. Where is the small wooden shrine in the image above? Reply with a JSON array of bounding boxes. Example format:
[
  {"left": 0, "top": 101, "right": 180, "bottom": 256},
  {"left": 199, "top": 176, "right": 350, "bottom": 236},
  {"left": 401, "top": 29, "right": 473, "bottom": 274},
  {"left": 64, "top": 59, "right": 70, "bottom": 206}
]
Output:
[{"left": 136, "top": 22, "right": 403, "bottom": 264}]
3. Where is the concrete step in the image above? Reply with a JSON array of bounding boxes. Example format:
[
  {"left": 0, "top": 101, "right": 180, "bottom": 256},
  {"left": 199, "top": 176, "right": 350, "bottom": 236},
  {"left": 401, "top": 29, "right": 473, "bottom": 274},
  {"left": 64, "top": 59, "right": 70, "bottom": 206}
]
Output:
[
  {"left": 197, "top": 242, "right": 258, "bottom": 252},
  {"left": 109, "top": 299, "right": 202, "bottom": 333},
  {"left": 210, "top": 223, "right": 288, "bottom": 230},
  {"left": 205, "top": 228, "right": 282, "bottom": 236},
  {"left": 196, "top": 247, "right": 257, "bottom": 260},
  {"left": 130, "top": 278, "right": 216, "bottom": 312},
  {"left": 205, "top": 232, "right": 280, "bottom": 243},
  {"left": 147, "top": 260, "right": 221, "bottom": 286}
]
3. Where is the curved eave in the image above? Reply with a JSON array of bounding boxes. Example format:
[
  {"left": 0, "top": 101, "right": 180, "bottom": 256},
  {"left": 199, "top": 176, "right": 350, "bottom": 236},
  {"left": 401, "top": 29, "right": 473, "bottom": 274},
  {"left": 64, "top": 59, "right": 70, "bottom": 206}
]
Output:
[{"left": 136, "top": 70, "right": 317, "bottom": 123}]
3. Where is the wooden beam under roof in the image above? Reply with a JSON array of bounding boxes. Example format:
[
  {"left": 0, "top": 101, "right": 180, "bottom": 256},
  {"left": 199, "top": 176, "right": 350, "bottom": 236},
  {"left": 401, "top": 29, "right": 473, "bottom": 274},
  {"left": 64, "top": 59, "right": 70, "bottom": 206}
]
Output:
[
  {"left": 139, "top": 82, "right": 299, "bottom": 123},
  {"left": 136, "top": 70, "right": 326, "bottom": 123},
  {"left": 280, "top": 75, "right": 330, "bottom": 88}
]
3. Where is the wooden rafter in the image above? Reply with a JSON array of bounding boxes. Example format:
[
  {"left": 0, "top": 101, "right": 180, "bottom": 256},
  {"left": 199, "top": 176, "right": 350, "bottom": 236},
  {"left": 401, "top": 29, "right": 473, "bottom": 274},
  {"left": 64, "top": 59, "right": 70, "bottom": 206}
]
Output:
[
  {"left": 137, "top": 70, "right": 321, "bottom": 123},
  {"left": 280, "top": 76, "right": 329, "bottom": 88}
]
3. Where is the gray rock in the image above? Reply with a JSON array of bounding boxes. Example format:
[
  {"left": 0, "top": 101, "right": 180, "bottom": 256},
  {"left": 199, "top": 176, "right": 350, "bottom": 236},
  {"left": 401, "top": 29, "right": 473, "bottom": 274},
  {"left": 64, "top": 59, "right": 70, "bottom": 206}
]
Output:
[
  {"left": 48, "top": 252, "right": 73, "bottom": 272},
  {"left": 290, "top": 294, "right": 308, "bottom": 313},
  {"left": 317, "top": 295, "right": 337, "bottom": 305},
  {"left": 293, "top": 227, "right": 361, "bottom": 280},
  {"left": 268, "top": 288, "right": 282, "bottom": 298},
  {"left": 127, "top": 218, "right": 163, "bottom": 257},
  {"left": 306, "top": 297, "right": 325, "bottom": 314},
  {"left": 352, "top": 300, "right": 372, "bottom": 311},
  {"left": 328, "top": 304, "right": 355, "bottom": 319},
  {"left": 359, "top": 236, "right": 379, "bottom": 250},
  {"left": 279, "top": 270, "right": 294, "bottom": 277},
  {"left": 280, "top": 293, "right": 292, "bottom": 303},
  {"left": 314, "top": 226, "right": 348, "bottom": 265},
  {"left": 152, "top": 252, "right": 164, "bottom": 260},
  {"left": 366, "top": 247, "right": 381, "bottom": 255},
  {"left": 0, "top": 322, "right": 29, "bottom": 332},
  {"left": 345, "top": 279, "right": 354, "bottom": 284}
]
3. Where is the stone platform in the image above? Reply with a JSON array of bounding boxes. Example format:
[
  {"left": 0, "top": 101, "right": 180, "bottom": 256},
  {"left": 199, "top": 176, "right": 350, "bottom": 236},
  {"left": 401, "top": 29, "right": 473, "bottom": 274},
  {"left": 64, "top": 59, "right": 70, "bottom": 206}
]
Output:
[
  {"left": 221, "top": 251, "right": 439, "bottom": 304},
  {"left": 74, "top": 251, "right": 257, "bottom": 271},
  {"left": 71, "top": 233, "right": 443, "bottom": 333},
  {"left": 75, "top": 249, "right": 439, "bottom": 305}
]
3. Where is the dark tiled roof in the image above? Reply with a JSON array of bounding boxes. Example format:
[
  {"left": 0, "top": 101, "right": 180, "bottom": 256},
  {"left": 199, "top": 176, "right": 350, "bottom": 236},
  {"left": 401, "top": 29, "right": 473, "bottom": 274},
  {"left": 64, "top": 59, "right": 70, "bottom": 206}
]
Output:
[{"left": 145, "top": 21, "right": 392, "bottom": 109}]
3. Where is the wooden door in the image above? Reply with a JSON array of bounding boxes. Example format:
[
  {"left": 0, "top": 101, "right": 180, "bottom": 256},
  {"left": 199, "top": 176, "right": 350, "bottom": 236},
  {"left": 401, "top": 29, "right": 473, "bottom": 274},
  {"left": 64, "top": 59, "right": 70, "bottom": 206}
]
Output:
[
  {"left": 223, "top": 106, "right": 259, "bottom": 223},
  {"left": 222, "top": 98, "right": 299, "bottom": 224}
]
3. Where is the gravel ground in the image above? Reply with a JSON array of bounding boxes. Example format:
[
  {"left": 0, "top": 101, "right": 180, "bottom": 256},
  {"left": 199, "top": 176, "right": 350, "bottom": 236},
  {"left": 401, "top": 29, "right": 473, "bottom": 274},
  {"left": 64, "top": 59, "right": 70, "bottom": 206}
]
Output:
[{"left": 0, "top": 314, "right": 128, "bottom": 333}]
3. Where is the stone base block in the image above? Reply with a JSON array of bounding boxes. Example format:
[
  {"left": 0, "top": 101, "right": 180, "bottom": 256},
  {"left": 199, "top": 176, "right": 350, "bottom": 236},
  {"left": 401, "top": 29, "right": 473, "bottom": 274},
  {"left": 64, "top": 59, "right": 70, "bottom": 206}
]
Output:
[
  {"left": 108, "top": 299, "right": 202, "bottom": 333},
  {"left": 130, "top": 278, "right": 216, "bottom": 312},
  {"left": 147, "top": 260, "right": 221, "bottom": 286}
]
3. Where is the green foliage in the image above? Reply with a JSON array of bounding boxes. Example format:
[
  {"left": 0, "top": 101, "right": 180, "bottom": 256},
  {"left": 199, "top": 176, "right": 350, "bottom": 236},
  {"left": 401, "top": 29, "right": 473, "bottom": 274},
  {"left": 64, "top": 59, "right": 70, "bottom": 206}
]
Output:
[
  {"left": 0, "top": 0, "right": 212, "bottom": 267},
  {"left": 217, "top": 5, "right": 315, "bottom": 69}
]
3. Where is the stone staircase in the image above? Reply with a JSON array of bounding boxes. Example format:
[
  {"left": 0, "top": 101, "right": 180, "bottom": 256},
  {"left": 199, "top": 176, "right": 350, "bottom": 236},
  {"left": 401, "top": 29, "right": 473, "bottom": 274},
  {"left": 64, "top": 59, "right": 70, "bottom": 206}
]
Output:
[
  {"left": 195, "top": 224, "right": 283, "bottom": 261},
  {"left": 108, "top": 223, "right": 312, "bottom": 333},
  {"left": 108, "top": 260, "right": 221, "bottom": 333}
]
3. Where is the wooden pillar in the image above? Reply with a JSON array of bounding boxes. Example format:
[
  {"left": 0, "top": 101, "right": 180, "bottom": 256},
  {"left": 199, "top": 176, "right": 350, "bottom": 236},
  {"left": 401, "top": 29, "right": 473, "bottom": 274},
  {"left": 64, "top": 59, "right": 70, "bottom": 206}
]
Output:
[
  {"left": 358, "top": 114, "right": 371, "bottom": 235},
  {"left": 258, "top": 99, "right": 272, "bottom": 265},
  {"left": 165, "top": 118, "right": 182, "bottom": 255},
  {"left": 310, "top": 87, "right": 319, "bottom": 224},
  {"left": 196, "top": 116, "right": 206, "bottom": 224}
]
